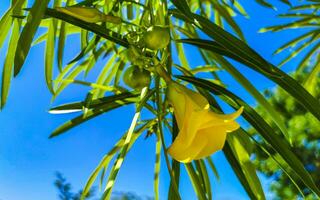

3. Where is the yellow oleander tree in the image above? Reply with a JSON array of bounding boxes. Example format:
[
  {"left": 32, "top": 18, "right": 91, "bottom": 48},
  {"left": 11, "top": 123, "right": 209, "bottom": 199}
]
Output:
[{"left": 0, "top": 0, "right": 320, "bottom": 200}]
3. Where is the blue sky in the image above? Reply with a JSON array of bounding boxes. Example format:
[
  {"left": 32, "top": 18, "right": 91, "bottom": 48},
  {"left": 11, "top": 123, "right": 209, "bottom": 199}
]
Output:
[{"left": 0, "top": 1, "right": 306, "bottom": 200}]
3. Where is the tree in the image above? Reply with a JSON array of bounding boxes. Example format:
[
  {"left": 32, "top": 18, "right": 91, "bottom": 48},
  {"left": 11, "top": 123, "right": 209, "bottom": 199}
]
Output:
[
  {"left": 54, "top": 172, "right": 96, "bottom": 200},
  {"left": 252, "top": 71, "right": 320, "bottom": 199},
  {"left": 54, "top": 172, "right": 147, "bottom": 200},
  {"left": 1, "top": 0, "right": 320, "bottom": 199}
]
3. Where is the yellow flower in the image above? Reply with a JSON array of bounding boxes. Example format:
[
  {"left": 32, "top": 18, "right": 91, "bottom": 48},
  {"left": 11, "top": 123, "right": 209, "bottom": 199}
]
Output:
[
  {"left": 56, "top": 7, "right": 121, "bottom": 24},
  {"left": 167, "top": 81, "right": 243, "bottom": 163}
]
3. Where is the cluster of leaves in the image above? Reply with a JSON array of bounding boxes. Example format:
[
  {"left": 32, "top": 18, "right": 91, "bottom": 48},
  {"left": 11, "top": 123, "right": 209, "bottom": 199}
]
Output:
[
  {"left": 111, "top": 192, "right": 152, "bottom": 200},
  {"left": 252, "top": 70, "right": 320, "bottom": 200},
  {"left": 260, "top": 0, "right": 320, "bottom": 95},
  {"left": 0, "top": 0, "right": 319, "bottom": 200}
]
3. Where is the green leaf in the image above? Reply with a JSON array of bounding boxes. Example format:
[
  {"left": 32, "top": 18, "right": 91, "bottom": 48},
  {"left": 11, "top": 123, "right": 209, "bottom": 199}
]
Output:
[
  {"left": 50, "top": 92, "right": 138, "bottom": 114},
  {"left": 246, "top": 129, "right": 307, "bottom": 198},
  {"left": 232, "top": 1, "right": 249, "bottom": 18},
  {"left": 303, "top": 56, "right": 320, "bottom": 94},
  {"left": 53, "top": 62, "right": 86, "bottom": 100},
  {"left": 228, "top": 131, "right": 266, "bottom": 200},
  {"left": 14, "top": 0, "right": 50, "bottom": 76},
  {"left": 1, "top": 19, "right": 20, "bottom": 109},
  {"left": 81, "top": 119, "right": 156, "bottom": 200},
  {"left": 101, "top": 88, "right": 149, "bottom": 200},
  {"left": 52, "top": 46, "right": 105, "bottom": 100},
  {"left": 206, "top": 157, "right": 219, "bottom": 181},
  {"left": 254, "top": 0, "right": 275, "bottom": 10},
  {"left": 185, "top": 163, "right": 207, "bottom": 200},
  {"left": 260, "top": 17, "right": 318, "bottom": 33},
  {"left": 45, "top": 19, "right": 56, "bottom": 94},
  {"left": 57, "top": 0, "right": 76, "bottom": 70},
  {"left": 195, "top": 160, "right": 212, "bottom": 200},
  {"left": 274, "top": 30, "right": 318, "bottom": 55},
  {"left": 279, "top": 0, "right": 291, "bottom": 6},
  {"left": 168, "top": 116, "right": 181, "bottom": 200},
  {"left": 57, "top": 20, "right": 67, "bottom": 70},
  {"left": 0, "top": 8, "right": 13, "bottom": 49},
  {"left": 154, "top": 134, "right": 161, "bottom": 200},
  {"left": 170, "top": 0, "right": 192, "bottom": 16},
  {"left": 0, "top": 0, "right": 25, "bottom": 48},
  {"left": 68, "top": 35, "right": 100, "bottom": 65},
  {"left": 172, "top": 28, "right": 190, "bottom": 69},
  {"left": 49, "top": 93, "right": 138, "bottom": 138},
  {"left": 297, "top": 41, "right": 320, "bottom": 72},
  {"left": 170, "top": 10, "right": 282, "bottom": 77},
  {"left": 91, "top": 52, "right": 117, "bottom": 99},
  {"left": 277, "top": 35, "right": 318, "bottom": 68},
  {"left": 223, "top": 141, "right": 260, "bottom": 199},
  {"left": 81, "top": 132, "right": 126, "bottom": 200},
  {"left": 211, "top": 1, "right": 245, "bottom": 41},
  {"left": 290, "top": 3, "right": 320, "bottom": 11},
  {"left": 31, "top": 25, "right": 81, "bottom": 46},
  {"left": 81, "top": 119, "right": 155, "bottom": 200}
]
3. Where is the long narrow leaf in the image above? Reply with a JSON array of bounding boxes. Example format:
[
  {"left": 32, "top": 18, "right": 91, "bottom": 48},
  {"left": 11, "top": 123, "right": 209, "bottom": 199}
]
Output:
[
  {"left": 1, "top": 19, "right": 20, "bottom": 108},
  {"left": 14, "top": 0, "right": 50, "bottom": 76},
  {"left": 49, "top": 98, "right": 136, "bottom": 138}
]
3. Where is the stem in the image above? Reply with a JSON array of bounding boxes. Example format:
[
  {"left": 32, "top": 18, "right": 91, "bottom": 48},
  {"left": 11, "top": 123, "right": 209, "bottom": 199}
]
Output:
[
  {"left": 156, "top": 65, "right": 172, "bottom": 83},
  {"left": 155, "top": 76, "right": 181, "bottom": 200},
  {"left": 103, "top": 87, "right": 148, "bottom": 199}
]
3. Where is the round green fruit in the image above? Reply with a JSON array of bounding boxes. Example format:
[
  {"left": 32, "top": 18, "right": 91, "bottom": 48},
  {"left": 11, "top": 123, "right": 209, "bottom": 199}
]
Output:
[
  {"left": 123, "top": 65, "right": 151, "bottom": 89},
  {"left": 143, "top": 26, "right": 170, "bottom": 50}
]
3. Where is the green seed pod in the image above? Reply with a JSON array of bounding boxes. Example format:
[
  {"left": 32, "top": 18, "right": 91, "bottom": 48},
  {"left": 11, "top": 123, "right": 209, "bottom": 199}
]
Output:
[
  {"left": 123, "top": 66, "right": 151, "bottom": 90},
  {"left": 143, "top": 26, "right": 170, "bottom": 50},
  {"left": 56, "top": 7, "right": 122, "bottom": 24}
]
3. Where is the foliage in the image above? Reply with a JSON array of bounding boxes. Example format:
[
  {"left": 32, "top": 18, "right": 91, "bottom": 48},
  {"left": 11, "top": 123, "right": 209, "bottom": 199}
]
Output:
[
  {"left": 252, "top": 71, "right": 320, "bottom": 200},
  {"left": 55, "top": 172, "right": 96, "bottom": 200},
  {"left": 1, "top": 0, "right": 320, "bottom": 200},
  {"left": 255, "top": 2, "right": 320, "bottom": 198},
  {"left": 54, "top": 172, "right": 148, "bottom": 200},
  {"left": 260, "top": 1, "right": 320, "bottom": 95}
]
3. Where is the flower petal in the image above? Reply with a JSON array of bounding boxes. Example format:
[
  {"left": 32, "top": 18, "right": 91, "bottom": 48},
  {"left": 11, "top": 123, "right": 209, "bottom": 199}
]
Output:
[
  {"left": 168, "top": 133, "right": 207, "bottom": 163},
  {"left": 178, "top": 100, "right": 209, "bottom": 146},
  {"left": 193, "top": 127, "right": 227, "bottom": 160},
  {"left": 210, "top": 107, "right": 244, "bottom": 122},
  {"left": 177, "top": 83, "right": 208, "bottom": 109},
  {"left": 200, "top": 107, "right": 243, "bottom": 129},
  {"left": 224, "top": 121, "right": 240, "bottom": 132}
]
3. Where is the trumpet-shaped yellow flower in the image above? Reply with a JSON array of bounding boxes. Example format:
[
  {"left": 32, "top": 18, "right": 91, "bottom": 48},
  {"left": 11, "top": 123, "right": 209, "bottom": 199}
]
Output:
[
  {"left": 56, "top": 7, "right": 122, "bottom": 24},
  {"left": 167, "top": 81, "right": 243, "bottom": 163}
]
